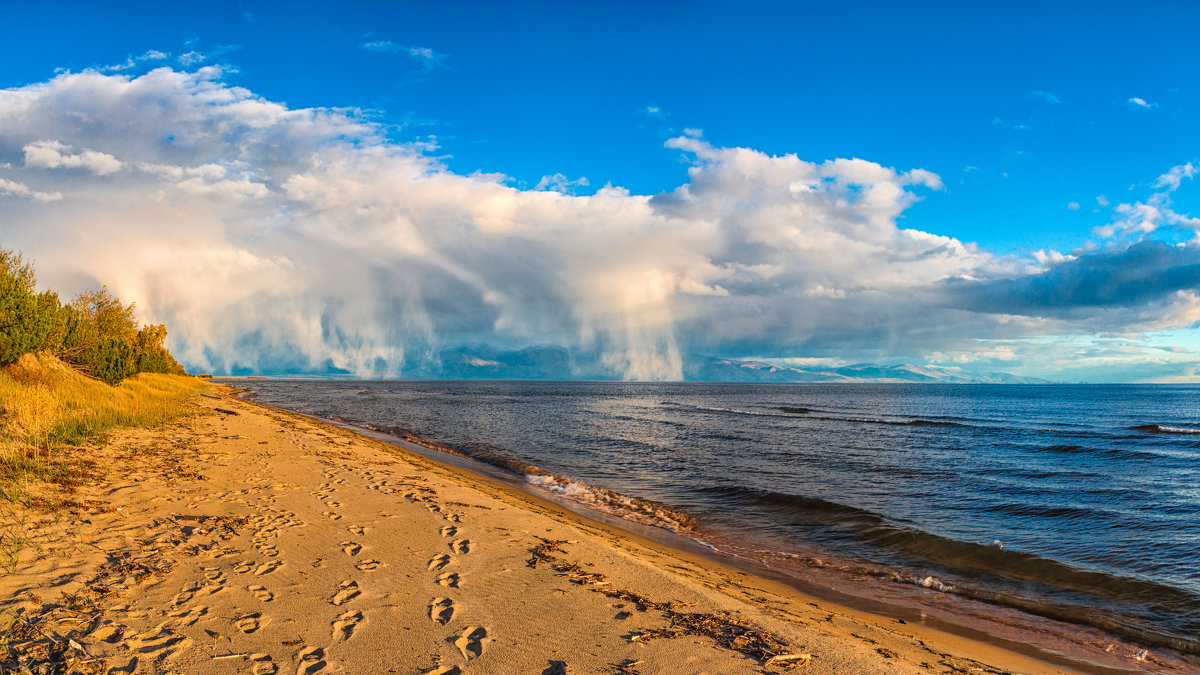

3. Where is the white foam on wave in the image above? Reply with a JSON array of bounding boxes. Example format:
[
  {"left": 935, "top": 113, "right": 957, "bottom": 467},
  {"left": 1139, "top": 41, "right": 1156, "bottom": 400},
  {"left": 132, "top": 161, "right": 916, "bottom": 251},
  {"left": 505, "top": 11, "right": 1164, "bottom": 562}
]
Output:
[
  {"left": 917, "top": 575, "right": 954, "bottom": 592},
  {"left": 523, "top": 473, "right": 696, "bottom": 533},
  {"left": 692, "top": 405, "right": 774, "bottom": 416},
  {"left": 1153, "top": 425, "right": 1200, "bottom": 435}
]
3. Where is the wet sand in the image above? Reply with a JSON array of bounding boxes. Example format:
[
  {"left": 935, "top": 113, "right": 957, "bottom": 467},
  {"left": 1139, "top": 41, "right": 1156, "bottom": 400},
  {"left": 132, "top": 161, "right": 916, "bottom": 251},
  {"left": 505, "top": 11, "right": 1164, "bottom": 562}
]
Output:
[{"left": 2, "top": 386, "right": 1085, "bottom": 674}]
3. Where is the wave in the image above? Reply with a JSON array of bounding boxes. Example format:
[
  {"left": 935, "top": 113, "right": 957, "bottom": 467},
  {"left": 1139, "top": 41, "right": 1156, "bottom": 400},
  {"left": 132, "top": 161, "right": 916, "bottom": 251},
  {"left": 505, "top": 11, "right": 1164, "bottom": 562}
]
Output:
[
  {"left": 777, "top": 406, "right": 813, "bottom": 415},
  {"left": 705, "top": 485, "right": 1200, "bottom": 654},
  {"left": 777, "top": 407, "right": 968, "bottom": 427},
  {"left": 684, "top": 403, "right": 975, "bottom": 428},
  {"left": 1031, "top": 443, "right": 1166, "bottom": 461},
  {"left": 691, "top": 405, "right": 787, "bottom": 417},
  {"left": 705, "top": 486, "right": 1197, "bottom": 609},
  {"left": 333, "top": 417, "right": 697, "bottom": 534},
  {"left": 801, "top": 410, "right": 969, "bottom": 425},
  {"left": 1130, "top": 424, "right": 1200, "bottom": 435}
]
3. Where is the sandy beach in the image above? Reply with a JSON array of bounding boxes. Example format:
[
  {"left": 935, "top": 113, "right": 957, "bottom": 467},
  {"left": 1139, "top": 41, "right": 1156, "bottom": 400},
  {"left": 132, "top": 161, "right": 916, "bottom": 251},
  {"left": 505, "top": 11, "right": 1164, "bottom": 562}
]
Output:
[{"left": 2, "top": 385, "right": 1080, "bottom": 674}]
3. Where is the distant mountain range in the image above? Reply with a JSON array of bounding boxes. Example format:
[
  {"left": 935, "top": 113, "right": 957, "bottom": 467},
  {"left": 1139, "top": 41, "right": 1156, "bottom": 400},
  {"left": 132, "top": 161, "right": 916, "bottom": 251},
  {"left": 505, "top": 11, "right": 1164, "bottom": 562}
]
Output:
[
  {"left": 683, "top": 357, "right": 1049, "bottom": 384},
  {"left": 380, "top": 346, "right": 1049, "bottom": 383}
]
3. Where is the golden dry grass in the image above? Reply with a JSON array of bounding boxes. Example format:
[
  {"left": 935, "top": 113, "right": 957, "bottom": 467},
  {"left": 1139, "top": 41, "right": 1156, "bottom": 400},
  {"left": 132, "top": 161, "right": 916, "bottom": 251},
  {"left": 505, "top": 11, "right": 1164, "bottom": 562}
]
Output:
[{"left": 0, "top": 352, "right": 208, "bottom": 482}]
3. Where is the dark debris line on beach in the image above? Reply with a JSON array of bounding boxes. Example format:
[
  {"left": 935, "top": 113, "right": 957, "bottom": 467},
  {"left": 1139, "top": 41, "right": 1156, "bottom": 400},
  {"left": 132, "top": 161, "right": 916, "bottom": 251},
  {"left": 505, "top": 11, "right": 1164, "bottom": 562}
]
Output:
[{"left": 527, "top": 538, "right": 812, "bottom": 671}]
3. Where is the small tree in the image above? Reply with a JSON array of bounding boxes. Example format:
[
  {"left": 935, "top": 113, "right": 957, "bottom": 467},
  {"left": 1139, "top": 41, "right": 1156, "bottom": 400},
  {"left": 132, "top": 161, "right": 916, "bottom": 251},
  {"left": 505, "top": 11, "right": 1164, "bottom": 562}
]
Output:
[
  {"left": 1, "top": 247, "right": 186, "bottom": 382},
  {"left": 0, "top": 249, "right": 58, "bottom": 364},
  {"left": 134, "top": 323, "right": 184, "bottom": 374}
]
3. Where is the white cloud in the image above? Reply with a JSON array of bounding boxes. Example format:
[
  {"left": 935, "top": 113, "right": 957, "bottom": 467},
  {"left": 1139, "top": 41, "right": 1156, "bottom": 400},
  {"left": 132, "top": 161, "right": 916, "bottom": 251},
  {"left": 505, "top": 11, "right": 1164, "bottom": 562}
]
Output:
[
  {"left": 178, "top": 51, "right": 206, "bottom": 67},
  {"left": 177, "top": 44, "right": 239, "bottom": 68},
  {"left": 360, "top": 40, "right": 400, "bottom": 52},
  {"left": 23, "top": 140, "right": 124, "bottom": 175},
  {"left": 1154, "top": 162, "right": 1196, "bottom": 191},
  {"left": 1127, "top": 97, "right": 1156, "bottom": 109},
  {"left": 0, "top": 177, "right": 62, "bottom": 202},
  {"left": 1031, "top": 249, "right": 1075, "bottom": 266},
  {"left": 360, "top": 41, "right": 447, "bottom": 70},
  {"left": 99, "top": 49, "right": 171, "bottom": 73},
  {"left": 1067, "top": 201, "right": 1080, "bottom": 211},
  {"left": 534, "top": 173, "right": 589, "bottom": 194},
  {"left": 1, "top": 67, "right": 1197, "bottom": 381},
  {"left": 1096, "top": 195, "right": 1109, "bottom": 207},
  {"left": 1098, "top": 163, "right": 1199, "bottom": 238},
  {"left": 1030, "top": 90, "right": 1062, "bottom": 104}
]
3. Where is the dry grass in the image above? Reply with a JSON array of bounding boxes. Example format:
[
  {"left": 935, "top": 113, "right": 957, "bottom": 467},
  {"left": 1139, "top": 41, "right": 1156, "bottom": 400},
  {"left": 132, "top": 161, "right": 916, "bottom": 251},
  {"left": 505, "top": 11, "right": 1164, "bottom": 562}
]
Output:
[{"left": 0, "top": 352, "right": 208, "bottom": 488}]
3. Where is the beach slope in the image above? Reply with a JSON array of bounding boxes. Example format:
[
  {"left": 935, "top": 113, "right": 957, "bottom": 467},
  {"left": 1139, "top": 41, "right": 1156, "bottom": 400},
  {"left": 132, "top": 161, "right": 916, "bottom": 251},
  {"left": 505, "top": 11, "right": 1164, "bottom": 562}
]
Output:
[{"left": 1, "top": 387, "right": 1071, "bottom": 674}]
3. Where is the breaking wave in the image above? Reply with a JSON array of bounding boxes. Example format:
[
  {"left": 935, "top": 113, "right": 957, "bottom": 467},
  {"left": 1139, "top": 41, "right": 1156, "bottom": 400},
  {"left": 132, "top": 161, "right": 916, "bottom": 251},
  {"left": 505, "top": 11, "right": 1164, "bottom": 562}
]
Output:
[
  {"left": 704, "top": 485, "right": 1200, "bottom": 655},
  {"left": 1130, "top": 424, "right": 1200, "bottom": 435},
  {"left": 332, "top": 417, "right": 697, "bottom": 533}
]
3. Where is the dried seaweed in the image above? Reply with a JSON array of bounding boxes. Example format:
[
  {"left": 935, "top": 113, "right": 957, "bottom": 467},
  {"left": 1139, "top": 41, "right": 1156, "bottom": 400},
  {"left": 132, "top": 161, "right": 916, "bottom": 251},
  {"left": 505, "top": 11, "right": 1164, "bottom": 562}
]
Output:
[
  {"left": 528, "top": 538, "right": 570, "bottom": 568},
  {"left": 529, "top": 538, "right": 812, "bottom": 670},
  {"left": 1, "top": 541, "right": 185, "bottom": 673}
]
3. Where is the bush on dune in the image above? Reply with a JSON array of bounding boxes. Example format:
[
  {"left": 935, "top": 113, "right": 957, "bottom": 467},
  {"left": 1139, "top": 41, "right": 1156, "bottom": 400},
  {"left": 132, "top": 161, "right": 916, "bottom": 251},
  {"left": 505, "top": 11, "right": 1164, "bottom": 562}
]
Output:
[
  {"left": 1, "top": 247, "right": 185, "bottom": 384},
  {"left": 0, "top": 246, "right": 203, "bottom": 489}
]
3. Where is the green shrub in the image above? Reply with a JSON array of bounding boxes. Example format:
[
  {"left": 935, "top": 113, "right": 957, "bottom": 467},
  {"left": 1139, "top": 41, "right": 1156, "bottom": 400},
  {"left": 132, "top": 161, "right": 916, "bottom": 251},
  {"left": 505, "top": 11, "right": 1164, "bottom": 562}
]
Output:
[
  {"left": 0, "top": 247, "right": 185, "bottom": 382},
  {"left": 0, "top": 251, "right": 57, "bottom": 365}
]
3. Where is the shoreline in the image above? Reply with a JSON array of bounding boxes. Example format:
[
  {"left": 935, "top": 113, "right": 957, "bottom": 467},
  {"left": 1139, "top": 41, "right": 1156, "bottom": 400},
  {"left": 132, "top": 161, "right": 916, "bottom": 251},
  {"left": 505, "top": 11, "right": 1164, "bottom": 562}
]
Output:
[
  {"left": 0, "top": 384, "right": 1153, "bottom": 673},
  {"left": 285, "top": 399, "right": 1172, "bottom": 675},
  {"left": 225, "top": 378, "right": 1199, "bottom": 672}
]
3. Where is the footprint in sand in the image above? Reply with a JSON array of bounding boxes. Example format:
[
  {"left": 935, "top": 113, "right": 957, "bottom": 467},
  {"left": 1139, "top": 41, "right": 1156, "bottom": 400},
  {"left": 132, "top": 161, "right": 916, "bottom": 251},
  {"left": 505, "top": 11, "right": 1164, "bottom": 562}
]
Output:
[
  {"left": 332, "top": 609, "right": 362, "bottom": 642},
  {"left": 296, "top": 647, "right": 326, "bottom": 675},
  {"left": 167, "top": 605, "right": 207, "bottom": 627},
  {"left": 450, "top": 540, "right": 472, "bottom": 555},
  {"left": 346, "top": 525, "right": 365, "bottom": 536},
  {"left": 235, "top": 613, "right": 261, "bottom": 633},
  {"left": 427, "top": 554, "right": 452, "bottom": 571},
  {"left": 330, "top": 580, "right": 360, "bottom": 606},
  {"left": 436, "top": 572, "right": 460, "bottom": 588},
  {"left": 453, "top": 626, "right": 489, "bottom": 660},
  {"left": 429, "top": 597, "right": 456, "bottom": 625},
  {"left": 341, "top": 541, "right": 362, "bottom": 556},
  {"left": 234, "top": 561, "right": 255, "bottom": 574},
  {"left": 248, "top": 584, "right": 274, "bottom": 602},
  {"left": 126, "top": 627, "right": 193, "bottom": 657},
  {"left": 255, "top": 561, "right": 282, "bottom": 576},
  {"left": 251, "top": 654, "right": 278, "bottom": 675},
  {"left": 425, "top": 668, "right": 462, "bottom": 675},
  {"left": 90, "top": 624, "right": 123, "bottom": 643},
  {"left": 203, "top": 567, "right": 226, "bottom": 584},
  {"left": 443, "top": 513, "right": 463, "bottom": 524},
  {"left": 355, "top": 559, "right": 381, "bottom": 571},
  {"left": 439, "top": 525, "right": 458, "bottom": 538},
  {"left": 323, "top": 511, "right": 343, "bottom": 521},
  {"left": 257, "top": 544, "right": 280, "bottom": 557},
  {"left": 327, "top": 501, "right": 342, "bottom": 508},
  {"left": 172, "top": 590, "right": 194, "bottom": 606}
]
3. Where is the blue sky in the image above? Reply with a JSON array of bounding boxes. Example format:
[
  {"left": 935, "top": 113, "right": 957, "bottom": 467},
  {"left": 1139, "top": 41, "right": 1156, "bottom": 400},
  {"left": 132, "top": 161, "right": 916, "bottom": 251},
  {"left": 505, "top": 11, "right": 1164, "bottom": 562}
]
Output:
[{"left": 1, "top": 1, "right": 1199, "bottom": 381}]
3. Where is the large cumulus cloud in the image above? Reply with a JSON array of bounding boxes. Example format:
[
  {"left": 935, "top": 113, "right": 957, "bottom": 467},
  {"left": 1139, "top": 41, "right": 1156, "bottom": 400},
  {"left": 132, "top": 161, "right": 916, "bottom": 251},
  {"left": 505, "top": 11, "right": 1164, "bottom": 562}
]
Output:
[{"left": 1, "top": 67, "right": 1198, "bottom": 380}]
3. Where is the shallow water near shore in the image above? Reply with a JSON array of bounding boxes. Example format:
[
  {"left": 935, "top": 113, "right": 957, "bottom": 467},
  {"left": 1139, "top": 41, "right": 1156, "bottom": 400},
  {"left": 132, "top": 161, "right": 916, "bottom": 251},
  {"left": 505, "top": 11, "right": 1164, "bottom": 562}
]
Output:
[{"left": 227, "top": 379, "right": 1200, "bottom": 666}]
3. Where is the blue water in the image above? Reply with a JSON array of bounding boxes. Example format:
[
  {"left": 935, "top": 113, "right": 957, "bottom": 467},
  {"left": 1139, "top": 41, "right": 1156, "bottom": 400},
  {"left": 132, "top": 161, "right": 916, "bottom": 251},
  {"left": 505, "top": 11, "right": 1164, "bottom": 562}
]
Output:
[{"left": 229, "top": 380, "right": 1200, "bottom": 657}]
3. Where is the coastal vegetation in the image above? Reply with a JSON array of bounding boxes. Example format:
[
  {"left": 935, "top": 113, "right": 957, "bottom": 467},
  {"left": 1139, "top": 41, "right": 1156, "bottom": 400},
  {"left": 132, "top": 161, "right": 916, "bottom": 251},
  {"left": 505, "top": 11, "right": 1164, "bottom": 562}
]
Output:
[
  {"left": 1, "top": 248, "right": 184, "bottom": 384},
  {"left": 0, "top": 247, "right": 204, "bottom": 501}
]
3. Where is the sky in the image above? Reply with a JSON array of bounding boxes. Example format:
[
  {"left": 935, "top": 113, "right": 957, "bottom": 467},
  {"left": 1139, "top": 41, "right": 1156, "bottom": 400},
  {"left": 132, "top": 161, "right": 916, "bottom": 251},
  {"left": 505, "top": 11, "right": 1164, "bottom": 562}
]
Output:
[{"left": 1, "top": 1, "right": 1199, "bottom": 381}]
